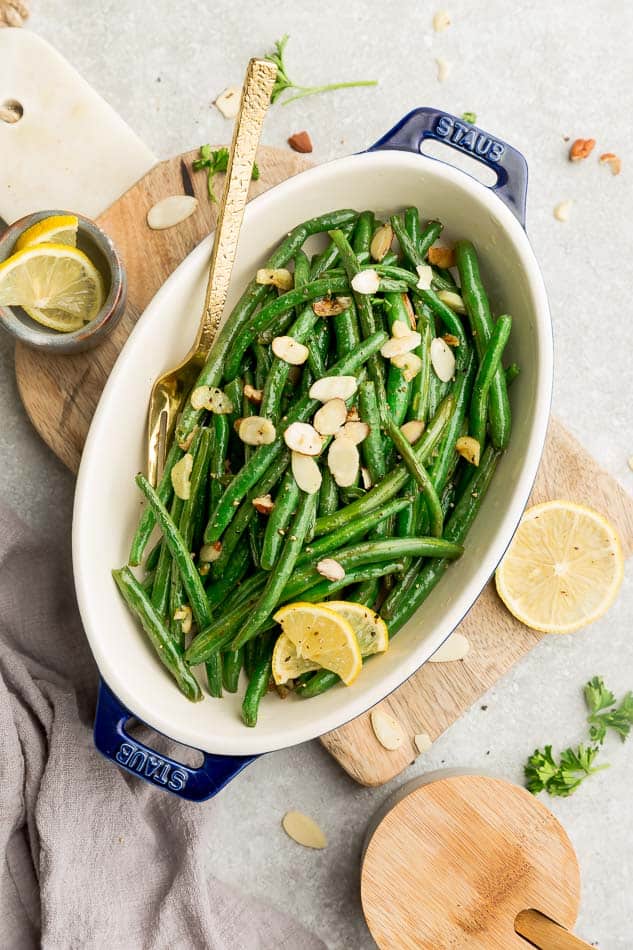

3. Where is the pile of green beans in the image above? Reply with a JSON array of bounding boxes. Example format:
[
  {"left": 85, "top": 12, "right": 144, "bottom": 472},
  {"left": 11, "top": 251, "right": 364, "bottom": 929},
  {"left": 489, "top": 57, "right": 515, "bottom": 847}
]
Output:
[{"left": 116, "top": 208, "right": 516, "bottom": 727}]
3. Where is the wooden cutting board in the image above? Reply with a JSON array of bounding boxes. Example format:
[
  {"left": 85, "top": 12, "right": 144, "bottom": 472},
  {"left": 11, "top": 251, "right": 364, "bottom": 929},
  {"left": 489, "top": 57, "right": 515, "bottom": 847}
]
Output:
[{"left": 14, "top": 147, "right": 633, "bottom": 786}]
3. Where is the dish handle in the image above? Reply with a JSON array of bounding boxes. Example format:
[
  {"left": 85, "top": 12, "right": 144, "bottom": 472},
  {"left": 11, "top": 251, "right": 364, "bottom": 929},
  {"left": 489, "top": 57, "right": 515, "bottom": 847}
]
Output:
[
  {"left": 93, "top": 679, "right": 256, "bottom": 802},
  {"left": 368, "top": 107, "right": 528, "bottom": 228}
]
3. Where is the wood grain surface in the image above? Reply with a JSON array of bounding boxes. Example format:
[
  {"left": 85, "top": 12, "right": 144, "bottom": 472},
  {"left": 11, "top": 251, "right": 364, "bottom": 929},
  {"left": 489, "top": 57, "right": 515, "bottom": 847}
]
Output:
[
  {"left": 360, "top": 774, "right": 582, "bottom": 950},
  {"left": 14, "top": 147, "right": 633, "bottom": 787}
]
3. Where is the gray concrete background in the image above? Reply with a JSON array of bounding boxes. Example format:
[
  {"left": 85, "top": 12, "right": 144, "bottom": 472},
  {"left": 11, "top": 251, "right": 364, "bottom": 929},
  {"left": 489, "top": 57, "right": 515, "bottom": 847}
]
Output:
[{"left": 4, "top": 1, "right": 632, "bottom": 946}]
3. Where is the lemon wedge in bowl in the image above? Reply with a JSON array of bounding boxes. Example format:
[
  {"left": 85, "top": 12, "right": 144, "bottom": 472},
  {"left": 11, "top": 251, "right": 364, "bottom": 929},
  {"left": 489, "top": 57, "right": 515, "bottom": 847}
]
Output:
[
  {"left": 272, "top": 602, "right": 362, "bottom": 685},
  {"left": 495, "top": 500, "right": 624, "bottom": 634},
  {"left": 15, "top": 214, "right": 79, "bottom": 250},
  {"left": 0, "top": 243, "right": 105, "bottom": 332}
]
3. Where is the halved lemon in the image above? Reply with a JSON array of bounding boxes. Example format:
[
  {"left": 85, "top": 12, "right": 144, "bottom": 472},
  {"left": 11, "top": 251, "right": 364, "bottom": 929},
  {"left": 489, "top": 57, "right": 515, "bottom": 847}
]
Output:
[
  {"left": 0, "top": 243, "right": 104, "bottom": 331},
  {"left": 495, "top": 500, "right": 624, "bottom": 634},
  {"left": 326, "top": 601, "right": 389, "bottom": 656},
  {"left": 15, "top": 214, "right": 79, "bottom": 250},
  {"left": 273, "top": 602, "right": 362, "bottom": 685}
]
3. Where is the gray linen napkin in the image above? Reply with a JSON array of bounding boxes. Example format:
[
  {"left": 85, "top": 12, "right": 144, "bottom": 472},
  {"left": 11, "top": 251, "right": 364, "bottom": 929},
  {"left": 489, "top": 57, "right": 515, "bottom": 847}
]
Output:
[{"left": 0, "top": 504, "right": 326, "bottom": 950}]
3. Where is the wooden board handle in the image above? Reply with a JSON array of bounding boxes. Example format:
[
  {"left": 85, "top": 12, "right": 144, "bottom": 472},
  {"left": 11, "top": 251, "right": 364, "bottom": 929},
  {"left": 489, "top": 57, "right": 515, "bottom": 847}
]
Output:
[{"left": 515, "top": 910, "right": 593, "bottom": 949}]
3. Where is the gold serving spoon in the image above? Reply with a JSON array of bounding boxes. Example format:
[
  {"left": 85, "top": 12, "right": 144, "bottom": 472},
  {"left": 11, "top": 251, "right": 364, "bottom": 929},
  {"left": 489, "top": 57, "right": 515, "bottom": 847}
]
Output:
[{"left": 147, "top": 57, "right": 277, "bottom": 485}]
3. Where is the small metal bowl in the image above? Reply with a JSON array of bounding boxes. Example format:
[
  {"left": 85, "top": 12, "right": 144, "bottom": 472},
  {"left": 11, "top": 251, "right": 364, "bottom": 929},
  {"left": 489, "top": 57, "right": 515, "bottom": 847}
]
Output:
[{"left": 0, "top": 210, "right": 126, "bottom": 353}]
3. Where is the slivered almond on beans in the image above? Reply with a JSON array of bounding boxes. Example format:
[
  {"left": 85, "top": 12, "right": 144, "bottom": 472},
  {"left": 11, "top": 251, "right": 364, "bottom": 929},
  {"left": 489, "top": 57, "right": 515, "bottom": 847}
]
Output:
[
  {"left": 416, "top": 264, "right": 433, "bottom": 290},
  {"left": 309, "top": 376, "right": 357, "bottom": 402},
  {"left": 312, "top": 296, "right": 349, "bottom": 317},
  {"left": 351, "top": 269, "right": 380, "bottom": 294},
  {"left": 313, "top": 399, "right": 347, "bottom": 436},
  {"left": 456, "top": 435, "right": 480, "bottom": 466},
  {"left": 428, "top": 245, "right": 455, "bottom": 268},
  {"left": 361, "top": 466, "right": 372, "bottom": 489},
  {"left": 316, "top": 559, "right": 345, "bottom": 582},
  {"left": 173, "top": 604, "right": 192, "bottom": 635},
  {"left": 171, "top": 453, "right": 193, "bottom": 500},
  {"left": 200, "top": 541, "right": 223, "bottom": 562},
  {"left": 238, "top": 416, "right": 276, "bottom": 445},
  {"left": 370, "top": 223, "right": 393, "bottom": 262},
  {"left": 401, "top": 293, "right": 416, "bottom": 329},
  {"left": 391, "top": 352, "right": 423, "bottom": 381},
  {"left": 392, "top": 319, "right": 411, "bottom": 339},
  {"left": 208, "top": 389, "right": 234, "bottom": 414},
  {"left": 401, "top": 420, "right": 425, "bottom": 444},
  {"left": 291, "top": 452, "right": 322, "bottom": 494},
  {"left": 328, "top": 437, "right": 359, "bottom": 487},
  {"left": 244, "top": 383, "right": 263, "bottom": 404},
  {"left": 430, "top": 337, "right": 456, "bottom": 381},
  {"left": 336, "top": 421, "right": 369, "bottom": 445},
  {"left": 442, "top": 333, "right": 460, "bottom": 347},
  {"left": 252, "top": 494, "right": 275, "bottom": 515},
  {"left": 272, "top": 336, "right": 309, "bottom": 365},
  {"left": 191, "top": 386, "right": 211, "bottom": 410},
  {"left": 256, "top": 268, "right": 293, "bottom": 290},
  {"left": 346, "top": 407, "right": 360, "bottom": 422},
  {"left": 437, "top": 289, "right": 466, "bottom": 313},
  {"left": 381, "top": 332, "right": 421, "bottom": 359},
  {"left": 284, "top": 422, "right": 323, "bottom": 455}
]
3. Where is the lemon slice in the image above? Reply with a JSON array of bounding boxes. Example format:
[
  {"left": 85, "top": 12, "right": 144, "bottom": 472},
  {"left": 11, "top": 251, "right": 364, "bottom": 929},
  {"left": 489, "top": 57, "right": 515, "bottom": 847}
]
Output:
[
  {"left": 0, "top": 243, "right": 104, "bottom": 331},
  {"left": 495, "top": 500, "right": 624, "bottom": 634},
  {"left": 273, "top": 602, "right": 362, "bottom": 685},
  {"left": 272, "top": 633, "right": 321, "bottom": 685},
  {"left": 20, "top": 306, "right": 85, "bottom": 333},
  {"left": 15, "top": 214, "right": 79, "bottom": 250},
  {"left": 326, "top": 601, "right": 389, "bottom": 656}
]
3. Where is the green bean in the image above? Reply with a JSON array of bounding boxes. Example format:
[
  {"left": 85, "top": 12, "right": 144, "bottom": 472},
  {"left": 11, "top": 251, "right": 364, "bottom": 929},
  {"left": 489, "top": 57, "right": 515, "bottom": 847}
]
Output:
[
  {"left": 455, "top": 240, "right": 511, "bottom": 449},
  {"left": 384, "top": 293, "right": 413, "bottom": 426},
  {"left": 307, "top": 319, "right": 329, "bottom": 377},
  {"left": 381, "top": 412, "right": 443, "bottom": 537},
  {"left": 330, "top": 297, "right": 361, "bottom": 359},
  {"left": 390, "top": 214, "right": 442, "bottom": 268},
  {"left": 349, "top": 579, "right": 381, "bottom": 608},
  {"left": 358, "top": 381, "right": 386, "bottom": 482},
  {"left": 205, "top": 331, "right": 387, "bottom": 543},
  {"left": 242, "top": 641, "right": 273, "bottom": 727},
  {"left": 176, "top": 209, "right": 359, "bottom": 442},
  {"left": 129, "top": 441, "right": 183, "bottom": 566},
  {"left": 315, "top": 395, "right": 453, "bottom": 536},
  {"left": 408, "top": 303, "right": 432, "bottom": 424},
  {"left": 205, "top": 654, "right": 223, "bottom": 698},
  {"left": 432, "top": 266, "right": 458, "bottom": 291},
  {"left": 113, "top": 567, "right": 202, "bottom": 702},
  {"left": 299, "top": 495, "right": 411, "bottom": 565},
  {"left": 506, "top": 362, "right": 521, "bottom": 387},
  {"left": 430, "top": 348, "right": 476, "bottom": 493},
  {"left": 404, "top": 207, "right": 420, "bottom": 247},
  {"left": 206, "top": 540, "right": 250, "bottom": 606},
  {"left": 224, "top": 276, "right": 351, "bottom": 380},
  {"left": 352, "top": 211, "right": 375, "bottom": 255},
  {"left": 210, "top": 451, "right": 290, "bottom": 578},
  {"left": 222, "top": 647, "right": 244, "bottom": 693},
  {"left": 318, "top": 466, "right": 339, "bottom": 518},
  {"left": 253, "top": 342, "right": 272, "bottom": 392},
  {"left": 261, "top": 469, "right": 300, "bottom": 570},
  {"left": 231, "top": 492, "right": 318, "bottom": 650},
  {"left": 141, "top": 569, "right": 156, "bottom": 592},
  {"left": 135, "top": 475, "right": 211, "bottom": 631},
  {"left": 151, "top": 493, "right": 184, "bottom": 617},
  {"left": 145, "top": 539, "right": 162, "bottom": 572},
  {"left": 295, "top": 560, "right": 405, "bottom": 604},
  {"left": 209, "top": 413, "right": 230, "bottom": 510},
  {"left": 294, "top": 248, "right": 310, "bottom": 291},
  {"left": 180, "top": 428, "right": 212, "bottom": 549},
  {"left": 261, "top": 306, "right": 320, "bottom": 421},
  {"left": 470, "top": 315, "right": 512, "bottom": 447},
  {"left": 295, "top": 669, "right": 340, "bottom": 698},
  {"left": 256, "top": 309, "right": 296, "bottom": 345},
  {"left": 186, "top": 595, "right": 261, "bottom": 664}
]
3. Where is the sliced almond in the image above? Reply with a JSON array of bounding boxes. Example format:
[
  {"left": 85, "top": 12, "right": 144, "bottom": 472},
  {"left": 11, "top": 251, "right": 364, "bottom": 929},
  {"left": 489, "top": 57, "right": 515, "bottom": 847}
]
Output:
[
  {"left": 599, "top": 152, "right": 622, "bottom": 176},
  {"left": 178, "top": 427, "right": 198, "bottom": 452},
  {"left": 416, "top": 263, "right": 433, "bottom": 290},
  {"left": 428, "top": 632, "right": 470, "bottom": 662},
  {"left": 361, "top": 466, "right": 372, "bottom": 489},
  {"left": 328, "top": 437, "right": 359, "bottom": 487},
  {"left": 437, "top": 289, "right": 466, "bottom": 314},
  {"left": 271, "top": 336, "right": 309, "bottom": 365},
  {"left": 401, "top": 293, "right": 416, "bottom": 329},
  {"left": 336, "top": 420, "right": 369, "bottom": 445},
  {"left": 207, "top": 388, "right": 234, "bottom": 414},
  {"left": 312, "top": 296, "right": 350, "bottom": 317},
  {"left": 392, "top": 319, "right": 412, "bottom": 339},
  {"left": 400, "top": 419, "right": 425, "bottom": 444},
  {"left": 291, "top": 452, "right": 322, "bottom": 495},
  {"left": 316, "top": 558, "right": 346, "bottom": 582},
  {"left": 200, "top": 541, "right": 223, "bottom": 563},
  {"left": 287, "top": 130, "right": 313, "bottom": 153},
  {"left": 284, "top": 422, "right": 323, "bottom": 456},
  {"left": 214, "top": 85, "right": 241, "bottom": 119},
  {"left": 414, "top": 732, "right": 433, "bottom": 755},
  {"left": 173, "top": 604, "right": 192, "bottom": 636},
  {"left": 456, "top": 435, "right": 481, "bottom": 466},
  {"left": 171, "top": 453, "right": 193, "bottom": 500},
  {"left": 256, "top": 268, "right": 294, "bottom": 291},
  {"left": 435, "top": 57, "right": 452, "bottom": 82},
  {"left": 370, "top": 709, "right": 405, "bottom": 751},
  {"left": 381, "top": 332, "right": 422, "bottom": 359},
  {"left": 370, "top": 223, "right": 393, "bottom": 262},
  {"left": 351, "top": 269, "right": 380, "bottom": 295},
  {"left": 442, "top": 333, "right": 460, "bottom": 347},
  {"left": 554, "top": 200, "right": 572, "bottom": 222},
  {"left": 147, "top": 195, "right": 198, "bottom": 230},
  {"left": 282, "top": 811, "right": 327, "bottom": 850},
  {"left": 252, "top": 494, "right": 275, "bottom": 515},
  {"left": 433, "top": 10, "right": 452, "bottom": 31},
  {"left": 313, "top": 399, "right": 347, "bottom": 436},
  {"left": 428, "top": 245, "right": 455, "bottom": 268},
  {"left": 309, "top": 376, "right": 358, "bottom": 402},
  {"left": 346, "top": 406, "right": 360, "bottom": 422},
  {"left": 392, "top": 351, "right": 423, "bottom": 382},
  {"left": 238, "top": 416, "right": 277, "bottom": 446},
  {"left": 244, "top": 383, "right": 263, "bottom": 404},
  {"left": 430, "top": 337, "right": 456, "bottom": 382}
]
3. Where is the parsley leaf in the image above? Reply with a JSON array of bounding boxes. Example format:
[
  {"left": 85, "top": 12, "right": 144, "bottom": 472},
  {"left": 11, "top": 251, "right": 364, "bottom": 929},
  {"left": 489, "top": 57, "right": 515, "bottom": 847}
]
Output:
[
  {"left": 584, "top": 675, "right": 616, "bottom": 715},
  {"left": 525, "top": 744, "right": 608, "bottom": 797},
  {"left": 462, "top": 111, "right": 477, "bottom": 124},
  {"left": 264, "top": 34, "right": 377, "bottom": 106},
  {"left": 192, "top": 146, "right": 259, "bottom": 202}
]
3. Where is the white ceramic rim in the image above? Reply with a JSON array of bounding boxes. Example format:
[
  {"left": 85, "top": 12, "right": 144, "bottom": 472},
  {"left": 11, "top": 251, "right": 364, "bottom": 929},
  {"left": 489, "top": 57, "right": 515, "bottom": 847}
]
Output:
[{"left": 73, "top": 148, "right": 552, "bottom": 756}]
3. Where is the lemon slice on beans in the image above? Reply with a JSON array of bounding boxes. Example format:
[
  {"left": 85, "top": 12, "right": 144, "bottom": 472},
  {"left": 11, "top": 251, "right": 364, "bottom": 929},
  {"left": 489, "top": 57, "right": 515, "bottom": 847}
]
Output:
[{"left": 272, "top": 602, "right": 362, "bottom": 685}]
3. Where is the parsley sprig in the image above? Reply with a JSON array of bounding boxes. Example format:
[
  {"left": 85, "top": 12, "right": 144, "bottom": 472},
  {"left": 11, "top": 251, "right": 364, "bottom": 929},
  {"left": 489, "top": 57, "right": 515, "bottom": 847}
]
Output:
[
  {"left": 525, "top": 676, "right": 633, "bottom": 797},
  {"left": 192, "top": 146, "right": 260, "bottom": 202},
  {"left": 265, "top": 35, "right": 377, "bottom": 106}
]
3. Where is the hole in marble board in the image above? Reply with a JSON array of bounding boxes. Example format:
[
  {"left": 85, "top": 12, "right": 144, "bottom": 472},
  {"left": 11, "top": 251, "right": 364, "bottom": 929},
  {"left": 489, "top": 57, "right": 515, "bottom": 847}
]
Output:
[{"left": 0, "top": 99, "right": 24, "bottom": 123}]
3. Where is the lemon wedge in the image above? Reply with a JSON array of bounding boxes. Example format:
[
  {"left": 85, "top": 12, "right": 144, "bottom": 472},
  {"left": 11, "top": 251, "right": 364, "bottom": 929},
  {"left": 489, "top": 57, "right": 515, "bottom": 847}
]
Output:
[
  {"left": 0, "top": 243, "right": 104, "bottom": 331},
  {"left": 15, "top": 214, "right": 79, "bottom": 250},
  {"left": 495, "top": 500, "right": 624, "bottom": 634},
  {"left": 326, "top": 601, "right": 389, "bottom": 656},
  {"left": 272, "top": 602, "right": 362, "bottom": 685}
]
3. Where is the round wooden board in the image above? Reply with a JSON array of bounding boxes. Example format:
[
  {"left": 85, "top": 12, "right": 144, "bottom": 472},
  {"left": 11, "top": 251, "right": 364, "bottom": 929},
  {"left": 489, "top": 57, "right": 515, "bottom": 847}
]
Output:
[
  {"left": 360, "top": 774, "right": 580, "bottom": 950},
  {"left": 14, "top": 145, "right": 312, "bottom": 473}
]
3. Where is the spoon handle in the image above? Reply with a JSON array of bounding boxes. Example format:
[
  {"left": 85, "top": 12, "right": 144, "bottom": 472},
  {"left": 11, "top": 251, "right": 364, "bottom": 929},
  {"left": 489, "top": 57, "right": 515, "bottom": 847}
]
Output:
[
  {"left": 515, "top": 909, "right": 593, "bottom": 949},
  {"left": 197, "top": 57, "right": 277, "bottom": 358}
]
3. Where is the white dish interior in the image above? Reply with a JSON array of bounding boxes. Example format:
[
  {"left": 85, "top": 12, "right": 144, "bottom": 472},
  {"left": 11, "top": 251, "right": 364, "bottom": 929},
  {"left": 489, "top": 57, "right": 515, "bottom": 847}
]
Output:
[{"left": 73, "top": 149, "right": 552, "bottom": 756}]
